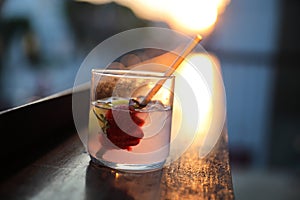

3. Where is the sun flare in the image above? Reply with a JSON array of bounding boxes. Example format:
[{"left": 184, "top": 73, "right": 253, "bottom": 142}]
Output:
[{"left": 76, "top": 0, "right": 230, "bottom": 35}]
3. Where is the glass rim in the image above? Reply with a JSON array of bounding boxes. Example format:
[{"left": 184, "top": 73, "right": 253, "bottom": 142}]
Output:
[{"left": 91, "top": 69, "right": 175, "bottom": 79}]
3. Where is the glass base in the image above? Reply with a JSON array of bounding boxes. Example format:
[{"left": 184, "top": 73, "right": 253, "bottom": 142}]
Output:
[{"left": 90, "top": 155, "right": 165, "bottom": 173}]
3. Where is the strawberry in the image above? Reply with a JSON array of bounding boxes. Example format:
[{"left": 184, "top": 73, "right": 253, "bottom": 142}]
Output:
[{"left": 104, "top": 105, "right": 145, "bottom": 150}]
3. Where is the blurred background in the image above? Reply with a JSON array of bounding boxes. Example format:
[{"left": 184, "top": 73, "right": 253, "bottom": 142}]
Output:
[{"left": 0, "top": 0, "right": 299, "bottom": 199}]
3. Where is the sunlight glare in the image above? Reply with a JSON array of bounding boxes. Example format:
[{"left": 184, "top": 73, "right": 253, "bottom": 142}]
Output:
[{"left": 76, "top": 0, "right": 230, "bottom": 35}]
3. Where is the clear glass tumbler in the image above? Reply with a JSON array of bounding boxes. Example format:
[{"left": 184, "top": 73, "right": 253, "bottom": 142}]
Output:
[{"left": 88, "top": 69, "right": 175, "bottom": 172}]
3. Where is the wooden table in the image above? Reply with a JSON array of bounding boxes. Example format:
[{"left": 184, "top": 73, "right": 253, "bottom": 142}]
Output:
[{"left": 0, "top": 89, "right": 234, "bottom": 200}]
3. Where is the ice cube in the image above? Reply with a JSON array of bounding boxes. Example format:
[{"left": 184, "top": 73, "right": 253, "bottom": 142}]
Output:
[{"left": 145, "top": 100, "right": 165, "bottom": 111}]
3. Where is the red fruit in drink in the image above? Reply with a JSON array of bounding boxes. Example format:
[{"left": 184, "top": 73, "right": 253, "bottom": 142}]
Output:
[{"left": 105, "top": 105, "right": 145, "bottom": 150}]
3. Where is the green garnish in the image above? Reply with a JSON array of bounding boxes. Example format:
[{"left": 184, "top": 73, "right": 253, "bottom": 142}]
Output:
[{"left": 93, "top": 108, "right": 109, "bottom": 134}]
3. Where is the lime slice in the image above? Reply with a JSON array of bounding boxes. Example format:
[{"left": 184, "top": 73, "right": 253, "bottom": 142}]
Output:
[
  {"left": 112, "top": 98, "right": 129, "bottom": 106},
  {"left": 89, "top": 109, "right": 102, "bottom": 135},
  {"left": 91, "top": 98, "right": 129, "bottom": 134}
]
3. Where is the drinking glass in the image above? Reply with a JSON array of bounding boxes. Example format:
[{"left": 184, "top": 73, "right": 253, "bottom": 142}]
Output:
[{"left": 88, "top": 69, "right": 175, "bottom": 172}]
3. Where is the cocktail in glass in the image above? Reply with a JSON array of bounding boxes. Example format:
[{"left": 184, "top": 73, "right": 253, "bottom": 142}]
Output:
[{"left": 88, "top": 69, "right": 175, "bottom": 172}]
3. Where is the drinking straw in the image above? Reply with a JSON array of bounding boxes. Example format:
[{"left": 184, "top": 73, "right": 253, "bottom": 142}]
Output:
[{"left": 139, "top": 34, "right": 203, "bottom": 107}]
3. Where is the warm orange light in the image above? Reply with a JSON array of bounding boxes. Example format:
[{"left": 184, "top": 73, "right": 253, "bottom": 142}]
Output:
[
  {"left": 77, "top": 0, "right": 230, "bottom": 35},
  {"left": 176, "top": 53, "right": 214, "bottom": 135},
  {"left": 167, "top": 0, "right": 218, "bottom": 35},
  {"left": 167, "top": 52, "right": 222, "bottom": 161}
]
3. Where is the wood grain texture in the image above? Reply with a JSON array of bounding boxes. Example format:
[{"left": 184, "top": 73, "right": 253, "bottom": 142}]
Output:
[
  {"left": 0, "top": 128, "right": 234, "bottom": 200},
  {"left": 0, "top": 86, "right": 234, "bottom": 199}
]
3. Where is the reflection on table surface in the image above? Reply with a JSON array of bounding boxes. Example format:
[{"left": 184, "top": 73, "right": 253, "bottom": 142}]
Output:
[
  {"left": 86, "top": 163, "right": 162, "bottom": 200},
  {"left": 0, "top": 127, "right": 233, "bottom": 200}
]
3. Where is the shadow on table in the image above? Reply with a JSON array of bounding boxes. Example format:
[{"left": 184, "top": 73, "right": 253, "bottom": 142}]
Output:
[{"left": 85, "top": 161, "right": 163, "bottom": 200}]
